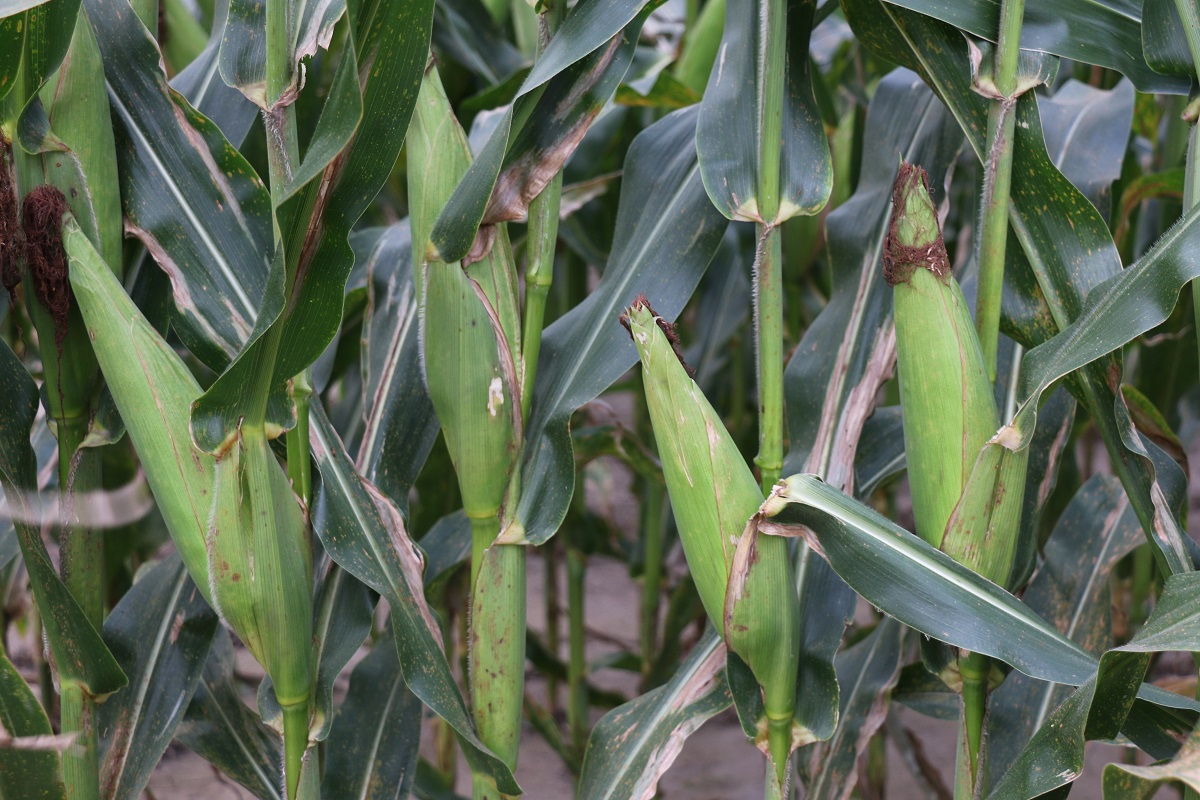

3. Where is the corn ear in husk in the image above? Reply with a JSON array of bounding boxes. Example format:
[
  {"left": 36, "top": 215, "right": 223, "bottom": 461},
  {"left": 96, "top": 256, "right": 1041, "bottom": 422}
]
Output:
[
  {"left": 887, "top": 162, "right": 1029, "bottom": 588},
  {"left": 624, "top": 300, "right": 800, "bottom": 776}
]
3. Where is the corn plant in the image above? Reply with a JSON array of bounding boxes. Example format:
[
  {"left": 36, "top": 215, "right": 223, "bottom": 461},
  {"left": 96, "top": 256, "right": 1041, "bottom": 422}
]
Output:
[{"left": 10, "top": 0, "right": 1200, "bottom": 799}]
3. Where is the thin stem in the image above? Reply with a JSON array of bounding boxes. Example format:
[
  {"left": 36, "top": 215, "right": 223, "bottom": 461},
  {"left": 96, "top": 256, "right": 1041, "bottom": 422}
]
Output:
[
  {"left": 566, "top": 544, "right": 587, "bottom": 757},
  {"left": 544, "top": 540, "right": 561, "bottom": 713},
  {"left": 288, "top": 369, "right": 312, "bottom": 506},
  {"left": 756, "top": 0, "right": 786, "bottom": 222},
  {"left": 975, "top": 0, "right": 1026, "bottom": 381},
  {"left": 960, "top": 650, "right": 990, "bottom": 792},
  {"left": 638, "top": 484, "right": 664, "bottom": 683},
  {"left": 754, "top": 225, "right": 784, "bottom": 491}
]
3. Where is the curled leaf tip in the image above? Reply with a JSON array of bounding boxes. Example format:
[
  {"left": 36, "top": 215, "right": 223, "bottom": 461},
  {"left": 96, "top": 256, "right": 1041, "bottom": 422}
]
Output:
[{"left": 883, "top": 161, "right": 950, "bottom": 287}]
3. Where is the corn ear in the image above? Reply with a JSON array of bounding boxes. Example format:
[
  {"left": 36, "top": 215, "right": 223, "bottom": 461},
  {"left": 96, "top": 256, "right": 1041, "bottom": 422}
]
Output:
[
  {"left": 625, "top": 300, "right": 799, "bottom": 775},
  {"left": 887, "top": 163, "right": 999, "bottom": 548},
  {"left": 207, "top": 425, "right": 313, "bottom": 800},
  {"left": 942, "top": 442, "right": 1030, "bottom": 588},
  {"left": 64, "top": 222, "right": 214, "bottom": 603}
]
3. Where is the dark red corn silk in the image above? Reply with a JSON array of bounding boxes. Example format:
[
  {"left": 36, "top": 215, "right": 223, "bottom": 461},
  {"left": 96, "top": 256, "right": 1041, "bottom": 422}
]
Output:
[
  {"left": 882, "top": 162, "right": 951, "bottom": 288},
  {"left": 22, "top": 185, "right": 71, "bottom": 352},
  {"left": 619, "top": 293, "right": 695, "bottom": 377}
]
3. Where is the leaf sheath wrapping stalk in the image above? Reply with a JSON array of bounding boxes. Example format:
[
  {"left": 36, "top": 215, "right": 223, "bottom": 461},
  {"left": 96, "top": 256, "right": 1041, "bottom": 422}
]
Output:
[{"left": 625, "top": 302, "right": 799, "bottom": 747}]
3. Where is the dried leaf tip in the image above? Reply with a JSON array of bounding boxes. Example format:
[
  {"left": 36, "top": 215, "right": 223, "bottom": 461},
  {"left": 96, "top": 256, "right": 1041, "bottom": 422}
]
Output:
[
  {"left": 883, "top": 161, "right": 950, "bottom": 287},
  {"left": 620, "top": 294, "right": 694, "bottom": 377}
]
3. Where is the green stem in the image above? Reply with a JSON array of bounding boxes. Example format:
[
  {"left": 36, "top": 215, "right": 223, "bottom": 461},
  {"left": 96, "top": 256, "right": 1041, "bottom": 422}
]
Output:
[
  {"left": 544, "top": 540, "right": 561, "bottom": 713},
  {"left": 469, "top": 514, "right": 525, "bottom": 800},
  {"left": 566, "top": 544, "right": 587, "bottom": 757},
  {"left": 639, "top": 484, "right": 664, "bottom": 683},
  {"left": 975, "top": 0, "right": 1026, "bottom": 381},
  {"left": 754, "top": 225, "right": 784, "bottom": 491},
  {"left": 520, "top": 172, "right": 560, "bottom": 420},
  {"left": 960, "top": 650, "right": 990, "bottom": 792}
]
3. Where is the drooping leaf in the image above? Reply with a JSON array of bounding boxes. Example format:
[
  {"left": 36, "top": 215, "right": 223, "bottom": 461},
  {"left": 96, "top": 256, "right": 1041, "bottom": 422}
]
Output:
[
  {"left": 97, "top": 554, "right": 217, "bottom": 800},
  {"left": 759, "top": 474, "right": 1197, "bottom": 720},
  {"left": 83, "top": 0, "right": 273, "bottom": 370},
  {"left": 428, "top": 0, "right": 658, "bottom": 262},
  {"left": 308, "top": 404, "right": 519, "bottom": 794},
  {"left": 170, "top": 0, "right": 257, "bottom": 145},
  {"left": 696, "top": 0, "right": 831, "bottom": 223},
  {"left": 0, "top": 650, "right": 66, "bottom": 800},
  {"left": 881, "top": 0, "right": 1187, "bottom": 93},
  {"left": 321, "top": 636, "right": 422, "bottom": 800},
  {"left": 578, "top": 629, "right": 730, "bottom": 800},
  {"left": 510, "top": 105, "right": 728, "bottom": 546},
  {"left": 1102, "top": 726, "right": 1200, "bottom": 797},
  {"left": 176, "top": 629, "right": 283, "bottom": 800}
]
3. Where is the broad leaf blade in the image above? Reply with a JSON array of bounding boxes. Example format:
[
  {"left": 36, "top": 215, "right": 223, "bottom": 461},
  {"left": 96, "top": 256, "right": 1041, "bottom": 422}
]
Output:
[{"left": 0, "top": 650, "right": 66, "bottom": 799}]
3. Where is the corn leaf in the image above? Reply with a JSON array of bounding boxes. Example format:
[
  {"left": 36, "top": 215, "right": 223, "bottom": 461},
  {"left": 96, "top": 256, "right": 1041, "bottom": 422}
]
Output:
[
  {"left": 988, "top": 571, "right": 1200, "bottom": 798},
  {"left": 320, "top": 636, "right": 422, "bottom": 800},
  {"left": 308, "top": 403, "right": 520, "bottom": 794},
  {"left": 428, "top": 0, "right": 657, "bottom": 262},
  {"left": 176, "top": 629, "right": 283, "bottom": 800},
  {"left": 512, "top": 105, "right": 727, "bottom": 545},
  {"left": 432, "top": 0, "right": 526, "bottom": 85},
  {"left": 577, "top": 629, "right": 730, "bottom": 800},
  {"left": 171, "top": 0, "right": 256, "bottom": 145},
  {"left": 696, "top": 0, "right": 831, "bottom": 223},
  {"left": 97, "top": 554, "right": 217, "bottom": 800},
  {"left": 881, "top": 0, "right": 1186, "bottom": 93},
  {"left": 0, "top": 337, "right": 126, "bottom": 702},
  {"left": 1102, "top": 727, "right": 1200, "bottom": 797},
  {"left": 0, "top": 650, "right": 66, "bottom": 799},
  {"left": 83, "top": 0, "right": 273, "bottom": 370},
  {"left": 1141, "top": 0, "right": 1192, "bottom": 78},
  {"left": 803, "top": 619, "right": 903, "bottom": 800},
  {"left": 219, "top": 0, "right": 344, "bottom": 108},
  {"left": 986, "top": 476, "right": 1145, "bottom": 789},
  {"left": 0, "top": 16, "right": 23, "bottom": 101},
  {"left": 354, "top": 223, "right": 438, "bottom": 512}
]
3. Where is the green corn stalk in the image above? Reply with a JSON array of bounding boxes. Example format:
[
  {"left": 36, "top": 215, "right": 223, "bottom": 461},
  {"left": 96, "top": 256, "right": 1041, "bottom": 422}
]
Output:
[
  {"left": 625, "top": 300, "right": 800, "bottom": 784},
  {"left": 887, "top": 162, "right": 1028, "bottom": 789},
  {"left": 413, "top": 67, "right": 526, "bottom": 800}
]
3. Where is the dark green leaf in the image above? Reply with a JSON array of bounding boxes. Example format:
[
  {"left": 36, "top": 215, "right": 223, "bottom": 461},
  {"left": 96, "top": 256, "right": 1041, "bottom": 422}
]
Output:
[
  {"left": 881, "top": 0, "right": 1188, "bottom": 93},
  {"left": 804, "top": 619, "right": 903, "bottom": 800},
  {"left": 321, "top": 637, "right": 422, "bottom": 800},
  {"left": 98, "top": 555, "right": 217, "bottom": 800},
  {"left": 176, "top": 629, "right": 283, "bottom": 800},
  {"left": 308, "top": 403, "right": 519, "bottom": 794},
  {"left": 84, "top": 0, "right": 273, "bottom": 370},
  {"left": 0, "top": 650, "right": 66, "bottom": 800},
  {"left": 1139, "top": 0, "right": 1193, "bottom": 77},
  {"left": 513, "top": 106, "right": 728, "bottom": 545},
  {"left": 171, "top": 0, "right": 257, "bottom": 145},
  {"left": 428, "top": 0, "right": 656, "bottom": 262},
  {"left": 697, "top": 0, "right": 831, "bottom": 223}
]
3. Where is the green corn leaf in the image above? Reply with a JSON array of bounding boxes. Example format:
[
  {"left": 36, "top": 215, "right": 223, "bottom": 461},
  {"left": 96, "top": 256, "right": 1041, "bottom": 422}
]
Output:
[
  {"left": 1141, "top": 0, "right": 1193, "bottom": 77},
  {"left": 986, "top": 476, "right": 1144, "bottom": 788},
  {"left": 988, "top": 571, "right": 1200, "bottom": 798},
  {"left": 354, "top": 223, "right": 438, "bottom": 512},
  {"left": 696, "top": 0, "right": 831, "bottom": 223},
  {"left": 0, "top": 333, "right": 126, "bottom": 703},
  {"left": 881, "top": 0, "right": 1187, "bottom": 93},
  {"left": 176, "top": 629, "right": 283, "bottom": 800},
  {"left": 428, "top": 0, "right": 656, "bottom": 262},
  {"left": 171, "top": 0, "right": 257, "bottom": 145},
  {"left": 83, "top": 0, "right": 273, "bottom": 370},
  {"left": 432, "top": 0, "right": 525, "bottom": 85},
  {"left": 0, "top": 16, "right": 23, "bottom": 103},
  {"left": 0, "top": 650, "right": 66, "bottom": 799},
  {"left": 512, "top": 106, "right": 727, "bottom": 546},
  {"left": 66, "top": 221, "right": 215, "bottom": 604},
  {"left": 219, "top": 0, "right": 344, "bottom": 108},
  {"left": 803, "top": 619, "right": 904, "bottom": 800},
  {"left": 1102, "top": 727, "right": 1200, "bottom": 798},
  {"left": 320, "top": 636, "right": 422, "bottom": 800},
  {"left": 97, "top": 555, "right": 217, "bottom": 800},
  {"left": 578, "top": 629, "right": 730, "bottom": 800},
  {"left": 308, "top": 404, "right": 520, "bottom": 795}
]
